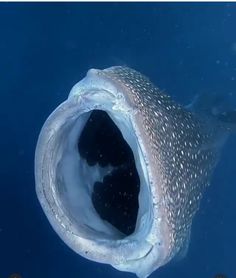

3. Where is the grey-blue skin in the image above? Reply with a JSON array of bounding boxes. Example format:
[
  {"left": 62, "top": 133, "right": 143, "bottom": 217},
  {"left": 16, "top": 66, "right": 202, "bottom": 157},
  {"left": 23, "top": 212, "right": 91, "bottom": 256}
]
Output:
[{"left": 35, "top": 66, "right": 235, "bottom": 278}]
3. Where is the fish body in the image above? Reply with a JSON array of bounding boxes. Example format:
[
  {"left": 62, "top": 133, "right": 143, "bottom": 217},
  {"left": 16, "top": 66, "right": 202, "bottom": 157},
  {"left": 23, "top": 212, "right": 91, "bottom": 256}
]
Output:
[{"left": 35, "top": 66, "right": 231, "bottom": 278}]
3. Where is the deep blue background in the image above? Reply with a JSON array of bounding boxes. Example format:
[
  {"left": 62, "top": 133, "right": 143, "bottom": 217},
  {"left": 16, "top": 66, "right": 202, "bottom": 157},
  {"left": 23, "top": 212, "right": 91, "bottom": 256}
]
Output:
[{"left": 0, "top": 3, "right": 236, "bottom": 278}]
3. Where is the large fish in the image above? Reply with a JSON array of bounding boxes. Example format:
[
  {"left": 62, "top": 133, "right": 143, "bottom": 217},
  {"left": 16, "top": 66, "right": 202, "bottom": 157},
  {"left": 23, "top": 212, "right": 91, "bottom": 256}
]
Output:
[{"left": 35, "top": 66, "right": 235, "bottom": 278}]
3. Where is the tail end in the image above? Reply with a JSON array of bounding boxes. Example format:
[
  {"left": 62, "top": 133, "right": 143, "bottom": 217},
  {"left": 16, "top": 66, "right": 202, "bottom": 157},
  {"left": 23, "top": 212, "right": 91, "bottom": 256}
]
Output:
[
  {"left": 186, "top": 92, "right": 236, "bottom": 133},
  {"left": 216, "top": 109, "right": 236, "bottom": 132}
]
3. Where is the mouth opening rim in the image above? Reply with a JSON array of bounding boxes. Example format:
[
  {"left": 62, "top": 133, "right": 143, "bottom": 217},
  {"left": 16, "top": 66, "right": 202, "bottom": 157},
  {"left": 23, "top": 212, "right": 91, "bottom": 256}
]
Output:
[{"left": 35, "top": 90, "right": 153, "bottom": 260}]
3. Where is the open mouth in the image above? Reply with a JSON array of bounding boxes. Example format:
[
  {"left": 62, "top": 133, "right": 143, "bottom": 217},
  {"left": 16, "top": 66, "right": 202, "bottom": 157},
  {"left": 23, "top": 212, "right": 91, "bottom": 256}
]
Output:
[
  {"left": 49, "top": 94, "right": 152, "bottom": 243},
  {"left": 54, "top": 100, "right": 150, "bottom": 241},
  {"left": 36, "top": 85, "right": 153, "bottom": 254}
]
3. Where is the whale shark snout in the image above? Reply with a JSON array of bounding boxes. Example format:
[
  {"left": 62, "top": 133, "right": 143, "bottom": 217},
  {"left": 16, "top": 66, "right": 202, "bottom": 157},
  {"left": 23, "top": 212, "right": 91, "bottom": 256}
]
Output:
[{"left": 35, "top": 66, "right": 234, "bottom": 278}]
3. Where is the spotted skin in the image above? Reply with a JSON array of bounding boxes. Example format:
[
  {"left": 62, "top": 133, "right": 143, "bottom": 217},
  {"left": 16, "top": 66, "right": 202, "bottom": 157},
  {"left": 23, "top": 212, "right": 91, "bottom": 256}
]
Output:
[{"left": 99, "top": 66, "right": 221, "bottom": 259}]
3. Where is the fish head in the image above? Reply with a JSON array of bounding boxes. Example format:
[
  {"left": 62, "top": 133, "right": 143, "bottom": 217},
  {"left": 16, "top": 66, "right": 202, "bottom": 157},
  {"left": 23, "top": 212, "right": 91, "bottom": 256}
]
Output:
[{"left": 35, "top": 66, "right": 219, "bottom": 277}]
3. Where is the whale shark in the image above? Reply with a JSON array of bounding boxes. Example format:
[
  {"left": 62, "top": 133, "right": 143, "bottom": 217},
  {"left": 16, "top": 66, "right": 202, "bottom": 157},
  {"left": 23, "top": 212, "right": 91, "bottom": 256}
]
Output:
[{"left": 35, "top": 66, "right": 235, "bottom": 278}]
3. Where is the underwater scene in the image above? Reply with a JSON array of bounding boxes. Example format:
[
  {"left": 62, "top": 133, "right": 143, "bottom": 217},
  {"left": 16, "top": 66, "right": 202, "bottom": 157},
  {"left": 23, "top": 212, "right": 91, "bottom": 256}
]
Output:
[{"left": 0, "top": 3, "right": 236, "bottom": 278}]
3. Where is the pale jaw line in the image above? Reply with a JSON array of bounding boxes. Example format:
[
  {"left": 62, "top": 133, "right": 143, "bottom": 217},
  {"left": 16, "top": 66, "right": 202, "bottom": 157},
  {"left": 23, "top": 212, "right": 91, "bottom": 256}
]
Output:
[{"left": 35, "top": 80, "right": 163, "bottom": 277}]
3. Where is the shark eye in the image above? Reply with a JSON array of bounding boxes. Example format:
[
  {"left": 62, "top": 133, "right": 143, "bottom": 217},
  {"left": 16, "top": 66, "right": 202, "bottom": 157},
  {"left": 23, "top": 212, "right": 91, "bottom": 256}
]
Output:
[{"left": 78, "top": 110, "right": 140, "bottom": 236}]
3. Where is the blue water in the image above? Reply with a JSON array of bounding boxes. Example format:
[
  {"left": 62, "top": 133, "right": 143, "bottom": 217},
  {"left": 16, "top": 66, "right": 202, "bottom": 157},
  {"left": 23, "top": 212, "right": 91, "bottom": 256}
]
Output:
[{"left": 0, "top": 3, "right": 235, "bottom": 278}]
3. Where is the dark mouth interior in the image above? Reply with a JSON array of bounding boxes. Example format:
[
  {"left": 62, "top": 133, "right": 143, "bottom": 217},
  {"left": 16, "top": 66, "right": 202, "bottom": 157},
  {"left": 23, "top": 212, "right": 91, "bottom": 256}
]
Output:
[{"left": 78, "top": 110, "right": 140, "bottom": 235}]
